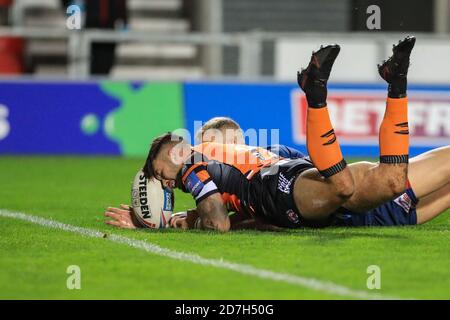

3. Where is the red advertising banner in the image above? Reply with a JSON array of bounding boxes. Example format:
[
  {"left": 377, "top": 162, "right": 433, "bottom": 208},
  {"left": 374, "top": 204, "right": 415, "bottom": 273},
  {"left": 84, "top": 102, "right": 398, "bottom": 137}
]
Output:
[{"left": 291, "top": 89, "right": 450, "bottom": 146}]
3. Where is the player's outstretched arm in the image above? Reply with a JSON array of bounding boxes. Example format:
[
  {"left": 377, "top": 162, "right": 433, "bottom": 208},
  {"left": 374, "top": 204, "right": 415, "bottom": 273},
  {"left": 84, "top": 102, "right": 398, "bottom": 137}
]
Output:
[
  {"left": 170, "top": 210, "right": 281, "bottom": 232},
  {"left": 170, "top": 209, "right": 202, "bottom": 230},
  {"left": 195, "top": 193, "right": 230, "bottom": 232}
]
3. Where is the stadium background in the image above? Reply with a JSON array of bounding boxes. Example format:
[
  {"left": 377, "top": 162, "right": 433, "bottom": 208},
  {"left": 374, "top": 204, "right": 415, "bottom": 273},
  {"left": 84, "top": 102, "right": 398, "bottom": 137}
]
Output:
[
  {"left": 0, "top": 0, "right": 449, "bottom": 157},
  {"left": 1, "top": 0, "right": 449, "bottom": 300}
]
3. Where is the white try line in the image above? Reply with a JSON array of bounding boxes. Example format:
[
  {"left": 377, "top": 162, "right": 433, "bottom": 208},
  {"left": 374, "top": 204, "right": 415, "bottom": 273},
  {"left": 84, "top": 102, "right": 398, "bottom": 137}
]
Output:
[{"left": 0, "top": 209, "right": 406, "bottom": 300}]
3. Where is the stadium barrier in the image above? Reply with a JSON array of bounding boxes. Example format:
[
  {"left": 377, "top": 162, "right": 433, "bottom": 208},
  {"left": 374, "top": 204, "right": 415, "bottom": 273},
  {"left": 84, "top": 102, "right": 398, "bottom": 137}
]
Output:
[
  {"left": 0, "top": 80, "right": 449, "bottom": 157},
  {"left": 2, "top": 27, "right": 450, "bottom": 82}
]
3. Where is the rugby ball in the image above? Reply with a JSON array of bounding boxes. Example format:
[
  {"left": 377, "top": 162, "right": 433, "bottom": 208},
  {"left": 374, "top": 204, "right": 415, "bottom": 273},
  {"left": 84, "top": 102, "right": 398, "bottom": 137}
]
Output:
[{"left": 131, "top": 169, "right": 174, "bottom": 229}]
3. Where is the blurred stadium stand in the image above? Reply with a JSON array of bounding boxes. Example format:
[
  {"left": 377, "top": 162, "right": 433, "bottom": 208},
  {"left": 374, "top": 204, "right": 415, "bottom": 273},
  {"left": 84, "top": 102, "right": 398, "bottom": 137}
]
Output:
[
  {"left": 1, "top": 0, "right": 449, "bottom": 157},
  {"left": 8, "top": 0, "right": 201, "bottom": 78},
  {"left": 0, "top": 0, "right": 449, "bottom": 81},
  {"left": 222, "top": 0, "right": 350, "bottom": 75}
]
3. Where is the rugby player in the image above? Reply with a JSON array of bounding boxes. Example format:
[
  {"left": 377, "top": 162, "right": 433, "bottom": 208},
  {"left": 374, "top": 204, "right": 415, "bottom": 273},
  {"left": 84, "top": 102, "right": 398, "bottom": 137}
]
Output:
[
  {"left": 174, "top": 116, "right": 449, "bottom": 229},
  {"left": 105, "top": 117, "right": 449, "bottom": 230},
  {"left": 104, "top": 116, "right": 309, "bottom": 231},
  {"left": 105, "top": 36, "right": 449, "bottom": 231}
]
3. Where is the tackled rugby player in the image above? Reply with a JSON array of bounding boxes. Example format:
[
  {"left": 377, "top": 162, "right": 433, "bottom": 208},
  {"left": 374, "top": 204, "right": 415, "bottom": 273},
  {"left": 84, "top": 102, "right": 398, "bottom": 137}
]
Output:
[{"left": 105, "top": 36, "right": 450, "bottom": 231}]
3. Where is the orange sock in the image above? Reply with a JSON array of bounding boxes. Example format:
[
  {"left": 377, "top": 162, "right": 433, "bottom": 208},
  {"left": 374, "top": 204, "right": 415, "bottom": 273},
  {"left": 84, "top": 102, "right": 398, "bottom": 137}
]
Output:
[
  {"left": 306, "top": 106, "right": 346, "bottom": 177},
  {"left": 379, "top": 97, "right": 409, "bottom": 164}
]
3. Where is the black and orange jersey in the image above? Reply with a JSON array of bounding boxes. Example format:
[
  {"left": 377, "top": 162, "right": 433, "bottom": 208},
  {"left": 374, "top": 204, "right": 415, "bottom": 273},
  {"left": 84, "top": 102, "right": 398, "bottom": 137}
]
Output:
[{"left": 179, "top": 142, "right": 306, "bottom": 219}]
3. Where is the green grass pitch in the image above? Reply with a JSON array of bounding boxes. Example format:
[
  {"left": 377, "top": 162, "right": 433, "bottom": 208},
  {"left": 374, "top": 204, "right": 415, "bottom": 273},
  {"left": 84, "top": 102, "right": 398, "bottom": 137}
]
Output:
[{"left": 0, "top": 156, "right": 449, "bottom": 299}]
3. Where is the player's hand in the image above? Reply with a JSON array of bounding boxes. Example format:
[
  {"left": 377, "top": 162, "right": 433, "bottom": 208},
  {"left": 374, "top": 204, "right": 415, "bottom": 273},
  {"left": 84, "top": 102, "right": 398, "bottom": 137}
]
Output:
[
  {"left": 170, "top": 212, "right": 189, "bottom": 230},
  {"left": 104, "top": 204, "right": 141, "bottom": 229}
]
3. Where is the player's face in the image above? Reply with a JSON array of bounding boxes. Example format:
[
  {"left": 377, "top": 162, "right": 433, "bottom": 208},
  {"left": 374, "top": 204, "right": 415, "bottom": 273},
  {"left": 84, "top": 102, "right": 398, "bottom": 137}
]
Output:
[
  {"left": 152, "top": 150, "right": 178, "bottom": 184},
  {"left": 151, "top": 157, "right": 176, "bottom": 191},
  {"left": 152, "top": 157, "right": 177, "bottom": 182},
  {"left": 152, "top": 160, "right": 178, "bottom": 192},
  {"left": 152, "top": 142, "right": 189, "bottom": 188}
]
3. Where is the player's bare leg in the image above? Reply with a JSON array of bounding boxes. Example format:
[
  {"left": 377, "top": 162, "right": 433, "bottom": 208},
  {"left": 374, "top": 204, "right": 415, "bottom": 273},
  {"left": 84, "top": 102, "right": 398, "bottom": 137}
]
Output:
[
  {"left": 294, "top": 44, "right": 355, "bottom": 219},
  {"left": 415, "top": 183, "right": 450, "bottom": 224},
  {"left": 408, "top": 146, "right": 450, "bottom": 198},
  {"left": 343, "top": 36, "right": 418, "bottom": 212},
  {"left": 295, "top": 37, "right": 418, "bottom": 220},
  {"left": 331, "top": 144, "right": 449, "bottom": 214},
  {"left": 407, "top": 145, "right": 450, "bottom": 224}
]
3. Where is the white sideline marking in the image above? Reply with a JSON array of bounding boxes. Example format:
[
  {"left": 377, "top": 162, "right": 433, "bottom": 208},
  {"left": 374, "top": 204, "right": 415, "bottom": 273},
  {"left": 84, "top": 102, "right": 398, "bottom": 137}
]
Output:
[{"left": 1, "top": 209, "right": 404, "bottom": 300}]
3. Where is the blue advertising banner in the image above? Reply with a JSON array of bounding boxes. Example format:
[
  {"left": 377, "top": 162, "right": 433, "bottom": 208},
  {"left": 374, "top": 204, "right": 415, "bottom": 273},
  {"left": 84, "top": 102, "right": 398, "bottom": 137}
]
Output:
[
  {"left": 0, "top": 81, "right": 119, "bottom": 154},
  {"left": 184, "top": 82, "right": 297, "bottom": 148},
  {"left": 0, "top": 80, "right": 184, "bottom": 155}
]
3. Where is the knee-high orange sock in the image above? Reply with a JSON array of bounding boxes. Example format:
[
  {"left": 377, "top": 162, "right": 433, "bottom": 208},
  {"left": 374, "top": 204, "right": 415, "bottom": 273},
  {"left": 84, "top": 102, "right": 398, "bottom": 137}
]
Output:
[
  {"left": 307, "top": 106, "right": 346, "bottom": 177},
  {"left": 379, "top": 97, "right": 409, "bottom": 164}
]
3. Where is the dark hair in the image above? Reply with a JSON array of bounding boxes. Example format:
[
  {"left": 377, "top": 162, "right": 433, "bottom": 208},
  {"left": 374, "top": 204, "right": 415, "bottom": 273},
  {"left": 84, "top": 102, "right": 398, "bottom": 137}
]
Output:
[{"left": 143, "top": 132, "right": 184, "bottom": 179}]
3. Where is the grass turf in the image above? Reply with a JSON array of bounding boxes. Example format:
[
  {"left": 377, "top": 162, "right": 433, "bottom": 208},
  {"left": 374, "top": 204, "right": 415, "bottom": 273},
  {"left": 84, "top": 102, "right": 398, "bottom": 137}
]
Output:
[{"left": 0, "top": 156, "right": 449, "bottom": 299}]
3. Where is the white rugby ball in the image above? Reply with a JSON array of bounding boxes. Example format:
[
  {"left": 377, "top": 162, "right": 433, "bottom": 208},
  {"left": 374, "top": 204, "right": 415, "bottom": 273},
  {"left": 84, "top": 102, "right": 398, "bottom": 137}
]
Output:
[{"left": 131, "top": 169, "right": 174, "bottom": 229}]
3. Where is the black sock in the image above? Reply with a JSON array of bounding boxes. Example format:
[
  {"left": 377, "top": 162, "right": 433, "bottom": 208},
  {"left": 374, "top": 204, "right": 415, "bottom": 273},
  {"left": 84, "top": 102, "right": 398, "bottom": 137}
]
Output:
[
  {"left": 305, "top": 80, "right": 328, "bottom": 108},
  {"left": 388, "top": 77, "right": 407, "bottom": 98}
]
